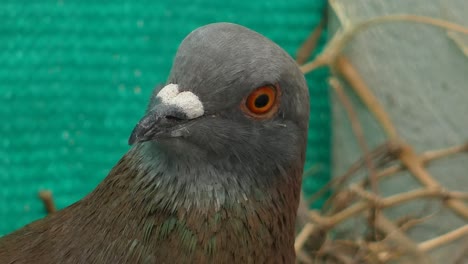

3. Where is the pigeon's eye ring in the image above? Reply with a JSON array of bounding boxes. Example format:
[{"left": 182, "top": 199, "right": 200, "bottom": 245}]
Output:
[{"left": 241, "top": 85, "right": 280, "bottom": 118}]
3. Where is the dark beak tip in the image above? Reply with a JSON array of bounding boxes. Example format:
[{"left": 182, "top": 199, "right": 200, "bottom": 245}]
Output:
[
  {"left": 128, "top": 136, "right": 136, "bottom": 146},
  {"left": 129, "top": 107, "right": 183, "bottom": 146},
  {"left": 128, "top": 125, "right": 141, "bottom": 146},
  {"left": 128, "top": 134, "right": 136, "bottom": 146}
]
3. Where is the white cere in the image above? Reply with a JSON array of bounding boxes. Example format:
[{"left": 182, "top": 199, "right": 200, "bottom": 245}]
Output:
[
  {"left": 156, "top": 83, "right": 204, "bottom": 119},
  {"left": 156, "top": 83, "right": 179, "bottom": 103}
]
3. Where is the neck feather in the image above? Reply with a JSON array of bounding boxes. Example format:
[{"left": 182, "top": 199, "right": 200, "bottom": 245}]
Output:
[
  {"left": 78, "top": 142, "right": 304, "bottom": 262},
  {"left": 97, "top": 143, "right": 301, "bottom": 212}
]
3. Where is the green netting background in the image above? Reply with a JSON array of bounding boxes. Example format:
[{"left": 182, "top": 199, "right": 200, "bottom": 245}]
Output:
[{"left": 0, "top": 0, "right": 330, "bottom": 235}]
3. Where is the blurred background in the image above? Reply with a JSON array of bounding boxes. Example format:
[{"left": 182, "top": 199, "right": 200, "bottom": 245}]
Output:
[{"left": 0, "top": 0, "right": 330, "bottom": 235}]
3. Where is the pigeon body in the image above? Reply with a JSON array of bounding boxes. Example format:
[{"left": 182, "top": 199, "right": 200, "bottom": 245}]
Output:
[{"left": 0, "top": 23, "right": 309, "bottom": 263}]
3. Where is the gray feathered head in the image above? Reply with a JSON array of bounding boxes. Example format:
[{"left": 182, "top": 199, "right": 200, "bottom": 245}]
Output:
[{"left": 129, "top": 23, "right": 309, "bottom": 173}]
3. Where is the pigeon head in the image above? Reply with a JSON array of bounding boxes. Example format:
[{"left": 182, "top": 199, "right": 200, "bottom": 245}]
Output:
[{"left": 129, "top": 23, "right": 309, "bottom": 174}]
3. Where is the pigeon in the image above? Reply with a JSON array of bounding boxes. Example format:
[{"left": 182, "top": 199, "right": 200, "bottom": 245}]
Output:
[{"left": 0, "top": 22, "right": 310, "bottom": 263}]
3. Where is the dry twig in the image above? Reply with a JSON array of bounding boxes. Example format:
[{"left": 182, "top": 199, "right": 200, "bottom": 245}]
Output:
[
  {"left": 38, "top": 190, "right": 56, "bottom": 214},
  {"left": 295, "top": 7, "right": 468, "bottom": 263},
  {"left": 300, "top": 14, "right": 468, "bottom": 74}
]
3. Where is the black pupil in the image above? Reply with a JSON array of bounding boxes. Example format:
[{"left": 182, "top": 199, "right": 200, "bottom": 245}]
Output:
[{"left": 254, "top": 94, "right": 270, "bottom": 108}]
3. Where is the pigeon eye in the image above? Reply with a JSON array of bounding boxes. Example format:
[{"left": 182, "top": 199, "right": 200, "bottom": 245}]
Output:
[{"left": 242, "top": 85, "right": 279, "bottom": 118}]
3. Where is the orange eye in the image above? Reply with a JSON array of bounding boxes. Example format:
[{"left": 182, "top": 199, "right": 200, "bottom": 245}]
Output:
[{"left": 241, "top": 85, "right": 279, "bottom": 118}]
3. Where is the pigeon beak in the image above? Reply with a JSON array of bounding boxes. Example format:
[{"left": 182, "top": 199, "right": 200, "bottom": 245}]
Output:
[{"left": 128, "top": 104, "right": 190, "bottom": 145}]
